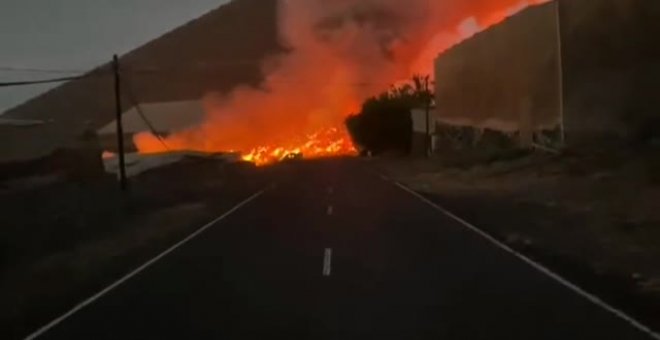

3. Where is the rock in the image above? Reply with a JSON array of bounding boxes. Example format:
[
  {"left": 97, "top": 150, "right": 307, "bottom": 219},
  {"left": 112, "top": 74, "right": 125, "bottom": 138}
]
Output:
[
  {"left": 639, "top": 278, "right": 660, "bottom": 293},
  {"left": 505, "top": 233, "right": 522, "bottom": 244}
]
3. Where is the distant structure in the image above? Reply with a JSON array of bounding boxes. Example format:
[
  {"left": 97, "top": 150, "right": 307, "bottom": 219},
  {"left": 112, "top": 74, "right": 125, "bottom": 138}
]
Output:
[
  {"left": 434, "top": 0, "right": 660, "bottom": 148},
  {"left": 96, "top": 100, "right": 205, "bottom": 152},
  {"left": 410, "top": 107, "right": 438, "bottom": 156}
]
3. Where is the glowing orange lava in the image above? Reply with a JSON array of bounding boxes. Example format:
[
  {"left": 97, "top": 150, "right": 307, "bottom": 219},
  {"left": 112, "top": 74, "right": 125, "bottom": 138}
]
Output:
[{"left": 240, "top": 127, "right": 356, "bottom": 165}]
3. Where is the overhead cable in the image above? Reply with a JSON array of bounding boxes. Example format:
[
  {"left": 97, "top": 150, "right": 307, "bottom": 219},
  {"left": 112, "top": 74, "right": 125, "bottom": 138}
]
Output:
[
  {"left": 0, "top": 75, "right": 84, "bottom": 87},
  {"left": 122, "top": 76, "right": 172, "bottom": 152}
]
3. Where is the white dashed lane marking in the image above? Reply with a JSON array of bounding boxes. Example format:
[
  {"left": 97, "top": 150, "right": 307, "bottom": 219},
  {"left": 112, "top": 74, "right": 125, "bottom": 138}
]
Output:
[{"left": 322, "top": 248, "right": 333, "bottom": 277}]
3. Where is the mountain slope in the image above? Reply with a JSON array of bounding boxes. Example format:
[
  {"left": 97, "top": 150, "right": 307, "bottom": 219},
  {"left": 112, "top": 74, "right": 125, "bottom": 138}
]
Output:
[{"left": 1, "top": 0, "right": 280, "bottom": 161}]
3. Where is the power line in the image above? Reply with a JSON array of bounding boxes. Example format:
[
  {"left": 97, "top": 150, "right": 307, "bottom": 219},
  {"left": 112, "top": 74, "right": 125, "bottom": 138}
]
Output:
[
  {"left": 0, "top": 68, "right": 112, "bottom": 87},
  {"left": 0, "top": 62, "right": 262, "bottom": 76},
  {"left": 0, "top": 75, "right": 84, "bottom": 87},
  {"left": 0, "top": 60, "right": 428, "bottom": 89},
  {"left": 0, "top": 66, "right": 88, "bottom": 74},
  {"left": 122, "top": 76, "right": 171, "bottom": 152}
]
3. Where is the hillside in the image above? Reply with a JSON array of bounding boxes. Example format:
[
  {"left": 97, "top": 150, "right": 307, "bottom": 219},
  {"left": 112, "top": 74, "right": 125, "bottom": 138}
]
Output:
[{"left": 1, "top": 0, "right": 281, "bottom": 161}]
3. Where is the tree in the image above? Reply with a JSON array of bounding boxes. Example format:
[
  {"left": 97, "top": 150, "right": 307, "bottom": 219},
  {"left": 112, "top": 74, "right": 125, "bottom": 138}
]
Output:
[{"left": 346, "top": 74, "right": 432, "bottom": 155}]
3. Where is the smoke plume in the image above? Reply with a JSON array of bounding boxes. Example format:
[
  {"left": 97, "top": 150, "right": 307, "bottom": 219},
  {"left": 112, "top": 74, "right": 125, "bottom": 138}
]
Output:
[{"left": 135, "top": 0, "right": 548, "bottom": 161}]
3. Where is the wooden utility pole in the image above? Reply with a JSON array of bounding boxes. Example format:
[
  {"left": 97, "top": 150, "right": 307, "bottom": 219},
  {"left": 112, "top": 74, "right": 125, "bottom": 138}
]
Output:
[
  {"left": 555, "top": 0, "right": 566, "bottom": 146},
  {"left": 424, "top": 76, "right": 432, "bottom": 158},
  {"left": 113, "top": 55, "right": 128, "bottom": 191}
]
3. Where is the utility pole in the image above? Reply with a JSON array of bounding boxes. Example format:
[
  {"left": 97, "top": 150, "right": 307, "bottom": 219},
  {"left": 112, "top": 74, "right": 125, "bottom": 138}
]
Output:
[
  {"left": 424, "top": 76, "right": 432, "bottom": 158},
  {"left": 113, "top": 55, "right": 128, "bottom": 191},
  {"left": 555, "top": 0, "right": 566, "bottom": 146}
]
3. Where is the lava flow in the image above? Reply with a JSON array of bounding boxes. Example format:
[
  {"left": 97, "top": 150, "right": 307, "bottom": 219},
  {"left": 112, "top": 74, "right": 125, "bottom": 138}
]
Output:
[
  {"left": 134, "top": 0, "right": 548, "bottom": 166},
  {"left": 240, "top": 127, "right": 356, "bottom": 166}
]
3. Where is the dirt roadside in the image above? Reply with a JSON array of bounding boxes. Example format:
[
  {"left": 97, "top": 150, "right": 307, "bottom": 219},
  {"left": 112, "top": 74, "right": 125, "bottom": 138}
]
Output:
[
  {"left": 377, "top": 148, "right": 660, "bottom": 330},
  {"left": 1, "top": 160, "right": 272, "bottom": 339}
]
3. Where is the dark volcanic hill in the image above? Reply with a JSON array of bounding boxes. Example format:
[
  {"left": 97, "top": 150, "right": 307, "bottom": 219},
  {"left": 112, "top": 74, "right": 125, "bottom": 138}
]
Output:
[{"left": 1, "top": 0, "right": 281, "bottom": 161}]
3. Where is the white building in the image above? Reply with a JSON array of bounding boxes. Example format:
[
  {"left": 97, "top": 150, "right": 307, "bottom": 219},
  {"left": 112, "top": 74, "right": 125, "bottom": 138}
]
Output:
[{"left": 97, "top": 100, "right": 204, "bottom": 137}]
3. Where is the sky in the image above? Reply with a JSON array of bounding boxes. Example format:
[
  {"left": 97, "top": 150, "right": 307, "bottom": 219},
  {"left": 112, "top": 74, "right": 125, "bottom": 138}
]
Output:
[{"left": 0, "top": 0, "right": 229, "bottom": 113}]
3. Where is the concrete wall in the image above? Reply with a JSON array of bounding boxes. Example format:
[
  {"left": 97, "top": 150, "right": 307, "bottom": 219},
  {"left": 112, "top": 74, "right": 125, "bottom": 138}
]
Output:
[
  {"left": 434, "top": 2, "right": 560, "bottom": 135},
  {"left": 434, "top": 0, "right": 660, "bottom": 145},
  {"left": 559, "top": 0, "right": 660, "bottom": 143}
]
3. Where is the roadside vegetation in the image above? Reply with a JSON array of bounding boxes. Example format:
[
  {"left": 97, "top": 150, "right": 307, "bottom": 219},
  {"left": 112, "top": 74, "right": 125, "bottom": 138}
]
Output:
[{"left": 346, "top": 75, "right": 432, "bottom": 156}]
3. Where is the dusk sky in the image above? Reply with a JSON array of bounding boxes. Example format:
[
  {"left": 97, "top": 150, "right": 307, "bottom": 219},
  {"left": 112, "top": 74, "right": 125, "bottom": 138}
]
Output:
[{"left": 0, "top": 0, "right": 229, "bottom": 113}]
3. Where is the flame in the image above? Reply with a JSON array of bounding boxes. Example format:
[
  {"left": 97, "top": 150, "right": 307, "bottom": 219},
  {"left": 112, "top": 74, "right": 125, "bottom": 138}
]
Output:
[
  {"left": 240, "top": 127, "right": 356, "bottom": 165},
  {"left": 411, "top": 0, "right": 550, "bottom": 75},
  {"left": 134, "top": 0, "right": 548, "bottom": 165}
]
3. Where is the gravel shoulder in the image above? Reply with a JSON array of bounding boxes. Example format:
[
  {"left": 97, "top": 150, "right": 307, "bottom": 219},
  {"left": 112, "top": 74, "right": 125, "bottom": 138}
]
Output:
[{"left": 377, "top": 149, "right": 660, "bottom": 330}]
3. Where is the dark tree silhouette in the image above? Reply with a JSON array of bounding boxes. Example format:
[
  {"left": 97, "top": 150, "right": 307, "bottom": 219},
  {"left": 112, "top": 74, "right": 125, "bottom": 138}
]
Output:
[{"left": 346, "top": 75, "right": 432, "bottom": 155}]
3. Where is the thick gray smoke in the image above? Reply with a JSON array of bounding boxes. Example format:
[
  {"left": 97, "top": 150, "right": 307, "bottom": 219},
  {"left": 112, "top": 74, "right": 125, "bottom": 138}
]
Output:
[{"left": 135, "top": 0, "right": 547, "bottom": 155}]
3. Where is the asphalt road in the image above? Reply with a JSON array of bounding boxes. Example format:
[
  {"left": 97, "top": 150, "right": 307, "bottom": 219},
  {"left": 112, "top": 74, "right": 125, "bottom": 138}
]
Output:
[{"left": 27, "top": 159, "right": 656, "bottom": 339}]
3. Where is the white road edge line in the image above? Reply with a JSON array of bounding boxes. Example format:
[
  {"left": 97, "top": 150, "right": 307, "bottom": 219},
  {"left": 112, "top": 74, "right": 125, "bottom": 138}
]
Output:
[
  {"left": 323, "top": 248, "right": 333, "bottom": 277},
  {"left": 393, "top": 181, "right": 660, "bottom": 340},
  {"left": 327, "top": 205, "right": 334, "bottom": 216},
  {"left": 23, "top": 189, "right": 268, "bottom": 340}
]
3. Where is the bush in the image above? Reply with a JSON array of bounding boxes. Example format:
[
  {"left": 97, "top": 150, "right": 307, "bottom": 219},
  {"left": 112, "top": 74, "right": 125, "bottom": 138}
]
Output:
[{"left": 346, "top": 75, "right": 431, "bottom": 155}]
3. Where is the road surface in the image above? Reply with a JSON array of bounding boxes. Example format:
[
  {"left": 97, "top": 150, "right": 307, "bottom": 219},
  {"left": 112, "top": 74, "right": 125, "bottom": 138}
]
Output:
[{"left": 27, "top": 159, "right": 656, "bottom": 339}]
